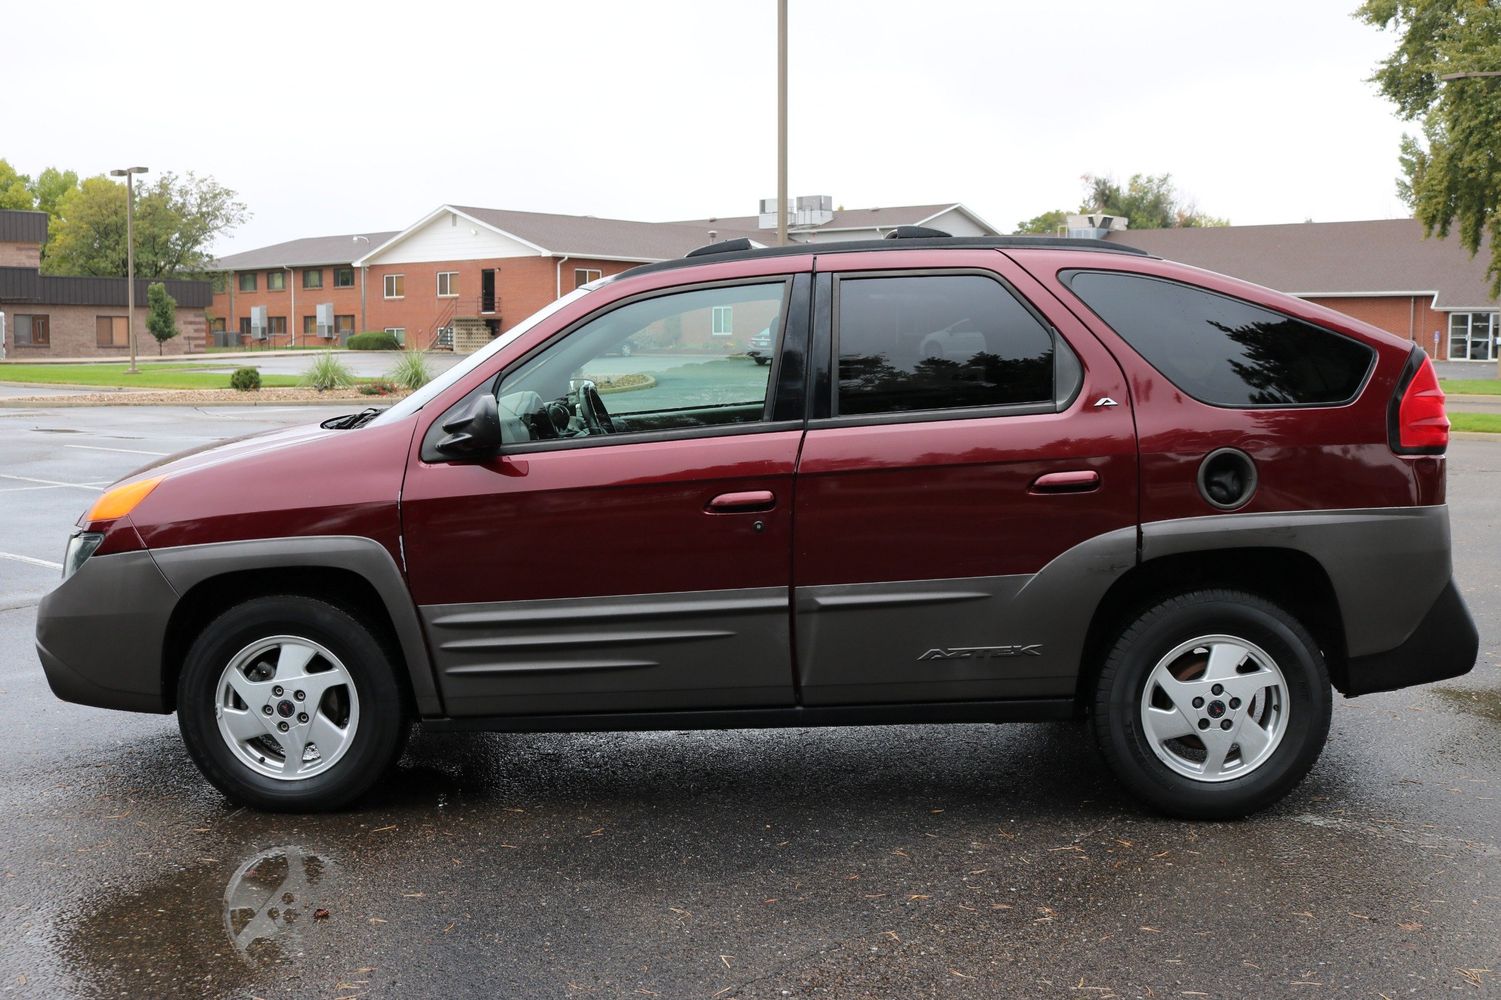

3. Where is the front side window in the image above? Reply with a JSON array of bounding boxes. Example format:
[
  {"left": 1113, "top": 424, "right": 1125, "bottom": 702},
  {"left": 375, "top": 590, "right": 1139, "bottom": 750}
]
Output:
[
  {"left": 437, "top": 271, "right": 458, "bottom": 297},
  {"left": 496, "top": 281, "right": 787, "bottom": 445},
  {"left": 238, "top": 272, "right": 256, "bottom": 292},
  {"left": 303, "top": 268, "right": 323, "bottom": 289},
  {"left": 1065, "top": 271, "right": 1375, "bottom": 407},
  {"left": 266, "top": 270, "right": 286, "bottom": 291},
  {"left": 96, "top": 316, "right": 129, "bottom": 347},
  {"left": 835, "top": 274, "right": 1056, "bottom": 416},
  {"left": 14, "top": 314, "right": 49, "bottom": 346},
  {"left": 334, "top": 268, "right": 355, "bottom": 288},
  {"left": 384, "top": 274, "right": 404, "bottom": 298}
]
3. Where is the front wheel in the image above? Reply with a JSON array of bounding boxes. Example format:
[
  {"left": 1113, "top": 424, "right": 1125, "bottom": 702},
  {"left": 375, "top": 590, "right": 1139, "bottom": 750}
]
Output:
[
  {"left": 177, "top": 596, "right": 409, "bottom": 812},
  {"left": 1093, "top": 589, "right": 1331, "bottom": 819}
]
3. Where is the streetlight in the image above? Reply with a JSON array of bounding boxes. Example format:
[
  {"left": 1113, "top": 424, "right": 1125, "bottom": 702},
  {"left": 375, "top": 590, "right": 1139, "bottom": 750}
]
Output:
[
  {"left": 1440, "top": 71, "right": 1501, "bottom": 81},
  {"left": 776, "top": 0, "right": 788, "bottom": 247},
  {"left": 109, "top": 166, "right": 148, "bottom": 373}
]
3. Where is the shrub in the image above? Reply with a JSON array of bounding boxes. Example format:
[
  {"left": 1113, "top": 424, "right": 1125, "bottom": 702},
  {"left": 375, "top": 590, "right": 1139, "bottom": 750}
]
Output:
[
  {"left": 301, "top": 351, "right": 355, "bottom": 391},
  {"left": 359, "top": 380, "right": 399, "bottom": 396},
  {"left": 229, "top": 367, "right": 261, "bottom": 391},
  {"left": 386, "top": 349, "right": 433, "bottom": 391},
  {"left": 347, "top": 331, "right": 400, "bottom": 351}
]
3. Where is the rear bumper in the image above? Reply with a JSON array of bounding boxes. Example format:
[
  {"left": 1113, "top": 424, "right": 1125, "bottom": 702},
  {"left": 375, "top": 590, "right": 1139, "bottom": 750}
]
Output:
[
  {"left": 1342, "top": 579, "right": 1478, "bottom": 697},
  {"left": 34, "top": 550, "right": 177, "bottom": 713}
]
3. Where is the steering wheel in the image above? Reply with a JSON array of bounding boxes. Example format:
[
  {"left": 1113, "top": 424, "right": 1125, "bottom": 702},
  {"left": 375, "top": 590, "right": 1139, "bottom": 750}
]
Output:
[{"left": 573, "top": 379, "right": 615, "bottom": 435}]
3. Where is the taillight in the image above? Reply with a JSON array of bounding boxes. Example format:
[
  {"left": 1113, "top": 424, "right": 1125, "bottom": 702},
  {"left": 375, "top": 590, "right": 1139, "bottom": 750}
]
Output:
[{"left": 1389, "top": 349, "right": 1448, "bottom": 455}]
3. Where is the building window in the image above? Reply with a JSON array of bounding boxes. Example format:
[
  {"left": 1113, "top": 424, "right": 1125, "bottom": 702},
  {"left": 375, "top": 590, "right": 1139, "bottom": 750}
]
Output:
[
  {"left": 303, "top": 315, "right": 319, "bottom": 337},
  {"left": 1448, "top": 311, "right": 1498, "bottom": 362},
  {"left": 384, "top": 327, "right": 406, "bottom": 345},
  {"left": 13, "top": 315, "right": 49, "bottom": 347},
  {"left": 267, "top": 270, "right": 286, "bottom": 291},
  {"left": 437, "top": 271, "right": 459, "bottom": 297},
  {"left": 335, "top": 315, "right": 355, "bottom": 335},
  {"left": 210, "top": 317, "right": 227, "bottom": 334},
  {"left": 267, "top": 316, "right": 287, "bottom": 336},
  {"left": 96, "top": 316, "right": 129, "bottom": 348},
  {"left": 239, "top": 317, "right": 252, "bottom": 338},
  {"left": 334, "top": 268, "right": 355, "bottom": 288},
  {"left": 303, "top": 269, "right": 323, "bottom": 289},
  {"left": 711, "top": 305, "right": 734, "bottom": 336},
  {"left": 238, "top": 272, "right": 257, "bottom": 292},
  {"left": 574, "top": 267, "right": 603, "bottom": 289},
  {"left": 384, "top": 274, "right": 404, "bottom": 298}
]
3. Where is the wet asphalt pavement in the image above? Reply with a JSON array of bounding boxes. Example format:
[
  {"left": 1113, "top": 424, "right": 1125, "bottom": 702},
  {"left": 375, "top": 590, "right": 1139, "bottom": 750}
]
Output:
[{"left": 0, "top": 405, "right": 1497, "bottom": 999}]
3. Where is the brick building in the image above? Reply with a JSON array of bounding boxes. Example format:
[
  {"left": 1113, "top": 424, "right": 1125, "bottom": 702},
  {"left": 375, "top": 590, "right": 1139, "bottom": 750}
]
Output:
[
  {"left": 0, "top": 210, "right": 211, "bottom": 358},
  {"left": 1101, "top": 220, "right": 1499, "bottom": 362},
  {"left": 210, "top": 201, "right": 994, "bottom": 352}
]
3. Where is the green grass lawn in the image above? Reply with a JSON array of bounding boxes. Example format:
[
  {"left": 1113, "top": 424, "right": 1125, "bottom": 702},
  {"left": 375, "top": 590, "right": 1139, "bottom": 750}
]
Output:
[
  {"left": 0, "top": 363, "right": 303, "bottom": 390},
  {"left": 1438, "top": 378, "right": 1501, "bottom": 395},
  {"left": 1448, "top": 413, "right": 1501, "bottom": 433}
]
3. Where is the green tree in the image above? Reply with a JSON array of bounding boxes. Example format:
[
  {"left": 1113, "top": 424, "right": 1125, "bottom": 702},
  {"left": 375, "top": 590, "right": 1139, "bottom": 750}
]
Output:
[
  {"left": 145, "top": 282, "right": 179, "bottom": 355},
  {"left": 29, "top": 167, "right": 78, "bottom": 221},
  {"left": 1357, "top": 0, "right": 1501, "bottom": 295},
  {"left": 44, "top": 171, "right": 248, "bottom": 278},
  {"left": 0, "top": 159, "right": 34, "bottom": 210},
  {"left": 1014, "top": 208, "right": 1070, "bottom": 235},
  {"left": 1013, "top": 173, "right": 1227, "bottom": 235}
]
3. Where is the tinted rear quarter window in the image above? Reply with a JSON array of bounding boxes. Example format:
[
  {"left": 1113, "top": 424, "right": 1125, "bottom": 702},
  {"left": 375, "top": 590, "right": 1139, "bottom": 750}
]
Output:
[
  {"left": 1063, "top": 270, "right": 1374, "bottom": 407},
  {"left": 836, "top": 274, "right": 1056, "bottom": 415}
]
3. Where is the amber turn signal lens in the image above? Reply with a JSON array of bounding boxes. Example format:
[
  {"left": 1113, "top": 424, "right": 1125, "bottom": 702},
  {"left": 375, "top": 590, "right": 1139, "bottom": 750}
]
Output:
[{"left": 85, "top": 476, "right": 164, "bottom": 522}]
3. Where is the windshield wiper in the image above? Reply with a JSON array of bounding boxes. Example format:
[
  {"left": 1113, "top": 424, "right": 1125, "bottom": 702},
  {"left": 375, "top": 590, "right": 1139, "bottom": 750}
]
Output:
[{"left": 320, "top": 407, "right": 383, "bottom": 430}]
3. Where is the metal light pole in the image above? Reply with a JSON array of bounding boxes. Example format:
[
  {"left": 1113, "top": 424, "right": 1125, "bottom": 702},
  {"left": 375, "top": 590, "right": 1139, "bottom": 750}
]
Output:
[
  {"left": 777, "top": 0, "right": 788, "bottom": 247},
  {"left": 110, "top": 166, "right": 148, "bottom": 373},
  {"left": 1440, "top": 70, "right": 1501, "bottom": 81}
]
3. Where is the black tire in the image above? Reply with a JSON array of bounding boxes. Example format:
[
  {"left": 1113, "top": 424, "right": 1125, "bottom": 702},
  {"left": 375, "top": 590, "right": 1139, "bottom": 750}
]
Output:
[
  {"left": 1093, "top": 589, "right": 1331, "bottom": 820},
  {"left": 177, "top": 596, "right": 409, "bottom": 812}
]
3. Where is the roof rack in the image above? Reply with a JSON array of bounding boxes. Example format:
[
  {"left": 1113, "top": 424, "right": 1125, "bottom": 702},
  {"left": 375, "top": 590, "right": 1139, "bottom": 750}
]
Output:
[
  {"left": 684, "top": 237, "right": 757, "bottom": 258},
  {"left": 884, "top": 225, "right": 952, "bottom": 239},
  {"left": 626, "top": 234, "right": 1150, "bottom": 279}
]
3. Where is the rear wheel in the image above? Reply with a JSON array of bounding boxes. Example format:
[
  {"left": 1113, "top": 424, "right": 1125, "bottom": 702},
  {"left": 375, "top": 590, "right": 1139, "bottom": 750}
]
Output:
[
  {"left": 1093, "top": 589, "right": 1331, "bottom": 819},
  {"left": 177, "top": 596, "right": 408, "bottom": 812}
]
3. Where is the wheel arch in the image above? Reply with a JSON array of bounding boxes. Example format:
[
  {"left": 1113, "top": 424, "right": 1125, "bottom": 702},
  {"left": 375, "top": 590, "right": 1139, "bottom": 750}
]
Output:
[
  {"left": 1075, "top": 547, "right": 1349, "bottom": 711},
  {"left": 152, "top": 536, "right": 443, "bottom": 717}
]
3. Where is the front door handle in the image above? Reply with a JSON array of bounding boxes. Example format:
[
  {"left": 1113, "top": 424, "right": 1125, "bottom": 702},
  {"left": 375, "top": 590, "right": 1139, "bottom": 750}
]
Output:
[
  {"left": 1029, "top": 470, "right": 1100, "bottom": 494},
  {"left": 706, "top": 490, "right": 776, "bottom": 513}
]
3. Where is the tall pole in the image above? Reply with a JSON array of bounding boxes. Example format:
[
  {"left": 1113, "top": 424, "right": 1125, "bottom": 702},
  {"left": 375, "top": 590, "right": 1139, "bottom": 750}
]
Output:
[
  {"left": 125, "top": 176, "right": 137, "bottom": 373},
  {"left": 777, "top": 0, "right": 788, "bottom": 247},
  {"left": 112, "top": 166, "right": 147, "bottom": 372}
]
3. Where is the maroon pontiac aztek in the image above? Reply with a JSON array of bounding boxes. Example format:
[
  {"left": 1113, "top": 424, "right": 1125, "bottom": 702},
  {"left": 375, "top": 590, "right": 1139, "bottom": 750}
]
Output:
[{"left": 36, "top": 231, "right": 1477, "bottom": 817}]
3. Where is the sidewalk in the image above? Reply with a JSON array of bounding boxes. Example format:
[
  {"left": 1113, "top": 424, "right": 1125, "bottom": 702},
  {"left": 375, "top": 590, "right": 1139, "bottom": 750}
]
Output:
[{"left": 0, "top": 348, "right": 360, "bottom": 366}]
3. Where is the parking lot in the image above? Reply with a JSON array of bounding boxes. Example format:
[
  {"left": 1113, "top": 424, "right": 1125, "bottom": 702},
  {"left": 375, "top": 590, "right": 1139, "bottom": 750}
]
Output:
[{"left": 0, "top": 402, "right": 1497, "bottom": 998}]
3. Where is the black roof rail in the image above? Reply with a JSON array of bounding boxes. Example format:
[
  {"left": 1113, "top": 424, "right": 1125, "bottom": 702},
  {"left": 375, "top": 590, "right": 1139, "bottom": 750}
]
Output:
[
  {"left": 884, "top": 225, "right": 951, "bottom": 239},
  {"left": 627, "top": 235, "right": 1150, "bottom": 279},
  {"left": 685, "top": 237, "right": 758, "bottom": 258}
]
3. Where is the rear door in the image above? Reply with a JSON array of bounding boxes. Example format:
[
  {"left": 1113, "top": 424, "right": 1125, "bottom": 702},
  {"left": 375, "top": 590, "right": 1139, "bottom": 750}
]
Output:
[
  {"left": 402, "top": 268, "right": 812, "bottom": 718},
  {"left": 792, "top": 250, "right": 1138, "bottom": 705}
]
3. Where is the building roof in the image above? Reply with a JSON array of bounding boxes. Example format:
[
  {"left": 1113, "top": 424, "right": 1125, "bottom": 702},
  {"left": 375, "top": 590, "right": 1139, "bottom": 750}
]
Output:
[
  {"left": 672, "top": 202, "right": 970, "bottom": 234},
  {"left": 442, "top": 205, "right": 765, "bottom": 262},
  {"left": 0, "top": 267, "right": 212, "bottom": 308},
  {"left": 1103, "top": 219, "right": 1498, "bottom": 310},
  {"left": 0, "top": 210, "right": 48, "bottom": 245},
  {"left": 214, "top": 231, "right": 400, "bottom": 271}
]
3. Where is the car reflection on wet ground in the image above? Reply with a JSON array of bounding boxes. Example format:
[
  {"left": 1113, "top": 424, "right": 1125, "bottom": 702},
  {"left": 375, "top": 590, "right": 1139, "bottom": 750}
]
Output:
[{"left": 0, "top": 406, "right": 1498, "bottom": 998}]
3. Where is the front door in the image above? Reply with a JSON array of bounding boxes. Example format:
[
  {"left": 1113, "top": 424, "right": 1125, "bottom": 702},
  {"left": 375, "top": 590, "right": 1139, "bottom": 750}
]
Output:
[
  {"left": 792, "top": 251, "right": 1139, "bottom": 705},
  {"left": 481, "top": 269, "right": 497, "bottom": 314},
  {"left": 402, "top": 272, "right": 811, "bottom": 718}
]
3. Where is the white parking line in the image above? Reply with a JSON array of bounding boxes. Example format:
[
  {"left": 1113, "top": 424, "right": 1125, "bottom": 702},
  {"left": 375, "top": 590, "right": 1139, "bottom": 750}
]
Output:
[
  {"left": 64, "top": 444, "right": 169, "bottom": 457},
  {"left": 0, "top": 551, "right": 62, "bottom": 571},
  {"left": 0, "top": 474, "right": 105, "bottom": 492}
]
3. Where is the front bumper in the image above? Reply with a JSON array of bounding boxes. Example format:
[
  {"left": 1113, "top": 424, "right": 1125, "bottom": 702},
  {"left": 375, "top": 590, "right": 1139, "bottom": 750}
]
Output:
[
  {"left": 1343, "top": 579, "right": 1478, "bottom": 696},
  {"left": 35, "top": 550, "right": 178, "bottom": 713}
]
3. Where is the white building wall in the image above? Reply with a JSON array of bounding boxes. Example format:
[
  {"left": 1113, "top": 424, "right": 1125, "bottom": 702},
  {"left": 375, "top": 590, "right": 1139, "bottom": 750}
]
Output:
[{"left": 368, "top": 210, "right": 541, "bottom": 265}]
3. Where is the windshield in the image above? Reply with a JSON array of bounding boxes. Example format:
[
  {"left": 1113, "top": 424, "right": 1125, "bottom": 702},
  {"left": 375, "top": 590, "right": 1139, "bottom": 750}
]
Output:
[{"left": 369, "top": 278, "right": 611, "bottom": 425}]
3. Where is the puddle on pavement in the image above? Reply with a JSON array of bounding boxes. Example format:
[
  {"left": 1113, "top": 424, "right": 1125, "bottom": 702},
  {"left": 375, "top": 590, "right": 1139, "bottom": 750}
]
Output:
[
  {"left": 1434, "top": 686, "right": 1501, "bottom": 723},
  {"left": 55, "top": 842, "right": 342, "bottom": 996}
]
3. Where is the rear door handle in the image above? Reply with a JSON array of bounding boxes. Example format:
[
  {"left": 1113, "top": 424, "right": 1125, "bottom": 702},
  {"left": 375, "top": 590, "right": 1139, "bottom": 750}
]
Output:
[
  {"left": 1029, "top": 470, "right": 1100, "bottom": 494},
  {"left": 706, "top": 490, "right": 776, "bottom": 513}
]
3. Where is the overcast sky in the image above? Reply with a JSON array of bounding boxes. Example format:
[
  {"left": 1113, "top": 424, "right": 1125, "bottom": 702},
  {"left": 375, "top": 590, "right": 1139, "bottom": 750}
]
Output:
[{"left": 2, "top": 0, "right": 1414, "bottom": 255}]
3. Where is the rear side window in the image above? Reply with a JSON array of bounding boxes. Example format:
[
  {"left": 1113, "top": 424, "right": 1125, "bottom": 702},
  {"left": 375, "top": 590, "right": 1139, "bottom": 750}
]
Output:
[
  {"left": 835, "top": 274, "right": 1056, "bottom": 416},
  {"left": 1064, "top": 270, "right": 1374, "bottom": 407}
]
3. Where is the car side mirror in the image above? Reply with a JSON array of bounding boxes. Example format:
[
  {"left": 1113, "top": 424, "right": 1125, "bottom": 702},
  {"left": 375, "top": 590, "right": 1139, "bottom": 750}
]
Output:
[{"left": 433, "top": 393, "right": 502, "bottom": 458}]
